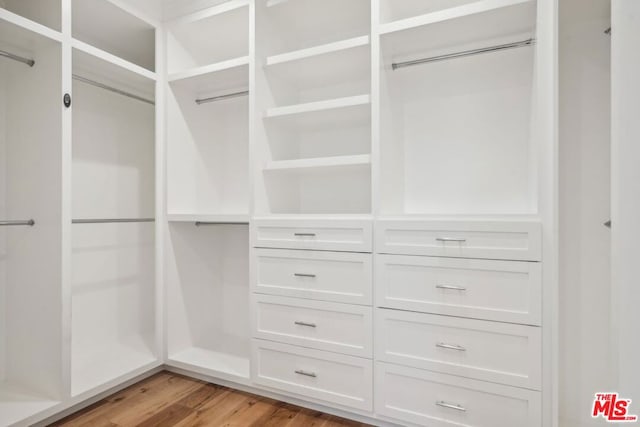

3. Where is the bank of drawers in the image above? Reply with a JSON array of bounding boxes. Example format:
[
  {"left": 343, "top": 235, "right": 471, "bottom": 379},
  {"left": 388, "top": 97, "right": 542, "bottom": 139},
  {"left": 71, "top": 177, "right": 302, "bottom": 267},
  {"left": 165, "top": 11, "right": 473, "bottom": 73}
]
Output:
[
  {"left": 250, "top": 218, "right": 373, "bottom": 412},
  {"left": 375, "top": 219, "right": 543, "bottom": 427}
]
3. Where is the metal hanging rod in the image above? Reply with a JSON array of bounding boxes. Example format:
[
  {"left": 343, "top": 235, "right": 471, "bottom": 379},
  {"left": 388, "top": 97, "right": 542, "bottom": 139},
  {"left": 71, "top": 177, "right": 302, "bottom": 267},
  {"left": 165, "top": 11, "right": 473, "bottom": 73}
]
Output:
[
  {"left": 392, "top": 38, "right": 536, "bottom": 70},
  {"left": 0, "top": 219, "right": 35, "bottom": 227},
  {"left": 0, "top": 49, "right": 35, "bottom": 67},
  {"left": 72, "top": 218, "right": 155, "bottom": 224},
  {"left": 73, "top": 74, "right": 155, "bottom": 105},
  {"left": 195, "top": 221, "right": 249, "bottom": 226},
  {"left": 196, "top": 90, "right": 249, "bottom": 105}
]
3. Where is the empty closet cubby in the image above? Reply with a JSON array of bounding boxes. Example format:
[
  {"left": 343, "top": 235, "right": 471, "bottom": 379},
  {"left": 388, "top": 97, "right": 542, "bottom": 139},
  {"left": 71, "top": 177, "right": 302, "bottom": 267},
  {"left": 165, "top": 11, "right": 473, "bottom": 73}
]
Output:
[
  {"left": 166, "top": 224, "right": 250, "bottom": 382},
  {"left": 166, "top": 0, "right": 249, "bottom": 76},
  {"left": 71, "top": 45, "right": 157, "bottom": 396},
  {"left": 379, "top": 0, "right": 538, "bottom": 215},
  {"left": 72, "top": 0, "right": 155, "bottom": 72},
  {"left": 0, "top": 17, "right": 63, "bottom": 426},
  {"left": 0, "top": 0, "right": 61, "bottom": 32}
]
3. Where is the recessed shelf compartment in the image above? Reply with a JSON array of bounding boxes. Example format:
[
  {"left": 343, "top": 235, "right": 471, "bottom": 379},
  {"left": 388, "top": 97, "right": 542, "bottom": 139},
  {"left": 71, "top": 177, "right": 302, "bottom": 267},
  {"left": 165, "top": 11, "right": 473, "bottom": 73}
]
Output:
[
  {"left": 265, "top": 154, "right": 371, "bottom": 173},
  {"left": 72, "top": 0, "right": 156, "bottom": 72},
  {"left": 166, "top": 0, "right": 249, "bottom": 75},
  {"left": 379, "top": 0, "right": 538, "bottom": 216},
  {"left": 0, "top": 0, "right": 61, "bottom": 32},
  {"left": 258, "top": 0, "right": 370, "bottom": 57},
  {"left": 166, "top": 223, "right": 250, "bottom": 382}
]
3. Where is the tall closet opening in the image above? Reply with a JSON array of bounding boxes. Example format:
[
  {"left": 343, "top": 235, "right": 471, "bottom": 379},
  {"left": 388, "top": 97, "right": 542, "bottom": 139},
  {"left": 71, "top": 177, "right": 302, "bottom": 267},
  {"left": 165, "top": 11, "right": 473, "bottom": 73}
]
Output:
[
  {"left": 0, "top": 6, "right": 63, "bottom": 426},
  {"left": 70, "top": 0, "right": 157, "bottom": 397},
  {"left": 164, "top": 0, "right": 251, "bottom": 383}
]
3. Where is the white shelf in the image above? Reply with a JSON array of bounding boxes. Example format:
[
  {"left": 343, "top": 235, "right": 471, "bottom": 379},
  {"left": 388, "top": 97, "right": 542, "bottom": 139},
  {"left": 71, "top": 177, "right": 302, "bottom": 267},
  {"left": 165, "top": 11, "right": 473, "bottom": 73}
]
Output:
[
  {"left": 71, "top": 337, "right": 157, "bottom": 397},
  {"left": 72, "top": 38, "right": 156, "bottom": 81},
  {"left": 167, "top": 213, "right": 250, "bottom": 224},
  {"left": 380, "top": 0, "right": 536, "bottom": 59},
  {"left": 168, "top": 55, "right": 249, "bottom": 83},
  {"left": 171, "top": 0, "right": 249, "bottom": 26},
  {"left": 168, "top": 347, "right": 250, "bottom": 382},
  {"left": 0, "top": 384, "right": 59, "bottom": 427},
  {"left": 265, "top": 36, "right": 370, "bottom": 88},
  {"left": 265, "top": 154, "right": 371, "bottom": 173},
  {"left": 265, "top": 94, "right": 370, "bottom": 119},
  {"left": 0, "top": 8, "right": 62, "bottom": 44}
]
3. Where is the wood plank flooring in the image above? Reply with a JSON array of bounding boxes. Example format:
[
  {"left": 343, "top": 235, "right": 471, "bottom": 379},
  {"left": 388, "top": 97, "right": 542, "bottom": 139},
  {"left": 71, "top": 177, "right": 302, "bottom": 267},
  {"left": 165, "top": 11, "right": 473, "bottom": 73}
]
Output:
[{"left": 50, "top": 372, "right": 372, "bottom": 427}]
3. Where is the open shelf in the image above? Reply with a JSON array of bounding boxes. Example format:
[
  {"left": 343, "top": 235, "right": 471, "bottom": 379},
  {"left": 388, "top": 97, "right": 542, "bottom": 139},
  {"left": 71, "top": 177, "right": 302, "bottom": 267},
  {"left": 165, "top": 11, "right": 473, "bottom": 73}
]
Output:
[
  {"left": 265, "top": 36, "right": 370, "bottom": 90},
  {"left": 167, "top": 0, "right": 248, "bottom": 75},
  {"left": 168, "top": 55, "right": 248, "bottom": 85},
  {"left": 380, "top": 0, "right": 487, "bottom": 24},
  {"left": 265, "top": 94, "right": 370, "bottom": 120},
  {"left": 0, "top": 0, "right": 61, "bottom": 32},
  {"left": 265, "top": 154, "right": 371, "bottom": 173},
  {"left": 167, "top": 214, "right": 250, "bottom": 224},
  {"left": 166, "top": 223, "right": 250, "bottom": 383},
  {"left": 72, "top": 0, "right": 155, "bottom": 72},
  {"left": 380, "top": 0, "right": 536, "bottom": 61},
  {"left": 379, "top": 0, "right": 537, "bottom": 216},
  {"left": 258, "top": 0, "right": 370, "bottom": 56}
]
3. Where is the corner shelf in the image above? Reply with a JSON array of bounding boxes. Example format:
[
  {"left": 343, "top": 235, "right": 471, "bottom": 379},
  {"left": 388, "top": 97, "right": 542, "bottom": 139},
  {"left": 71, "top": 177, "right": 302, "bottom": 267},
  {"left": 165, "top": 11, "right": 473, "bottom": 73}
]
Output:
[{"left": 265, "top": 154, "right": 371, "bottom": 173}]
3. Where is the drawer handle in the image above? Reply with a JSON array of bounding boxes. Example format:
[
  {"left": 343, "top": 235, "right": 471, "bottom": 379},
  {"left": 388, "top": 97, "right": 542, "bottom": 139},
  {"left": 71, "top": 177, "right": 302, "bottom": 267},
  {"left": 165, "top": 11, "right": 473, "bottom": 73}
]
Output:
[
  {"left": 294, "top": 233, "right": 316, "bottom": 237},
  {"left": 436, "top": 237, "right": 467, "bottom": 243},
  {"left": 295, "top": 369, "right": 317, "bottom": 378},
  {"left": 436, "top": 342, "right": 467, "bottom": 352},
  {"left": 294, "top": 321, "right": 317, "bottom": 328},
  {"left": 294, "top": 273, "right": 316, "bottom": 278},
  {"left": 436, "top": 401, "right": 467, "bottom": 412},
  {"left": 436, "top": 284, "right": 467, "bottom": 291}
]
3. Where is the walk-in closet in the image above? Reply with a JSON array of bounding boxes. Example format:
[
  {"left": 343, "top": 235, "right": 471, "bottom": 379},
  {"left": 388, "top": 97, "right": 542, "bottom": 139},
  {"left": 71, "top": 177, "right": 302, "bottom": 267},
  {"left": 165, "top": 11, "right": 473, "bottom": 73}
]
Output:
[{"left": 1, "top": 0, "right": 639, "bottom": 426}]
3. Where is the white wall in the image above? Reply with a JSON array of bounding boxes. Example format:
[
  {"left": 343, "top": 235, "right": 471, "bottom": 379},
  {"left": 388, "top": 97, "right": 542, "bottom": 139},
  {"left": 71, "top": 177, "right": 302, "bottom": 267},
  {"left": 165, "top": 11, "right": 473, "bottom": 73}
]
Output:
[
  {"left": 559, "top": 0, "right": 612, "bottom": 425},
  {"left": 611, "top": 0, "right": 640, "bottom": 403}
]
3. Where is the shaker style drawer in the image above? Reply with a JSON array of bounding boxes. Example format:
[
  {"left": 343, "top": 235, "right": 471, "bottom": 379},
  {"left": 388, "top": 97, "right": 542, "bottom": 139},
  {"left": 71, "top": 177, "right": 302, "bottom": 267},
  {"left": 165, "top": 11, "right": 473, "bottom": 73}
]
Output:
[
  {"left": 253, "top": 249, "right": 372, "bottom": 305},
  {"left": 376, "top": 219, "right": 542, "bottom": 261},
  {"left": 252, "top": 294, "right": 372, "bottom": 357},
  {"left": 376, "top": 254, "right": 542, "bottom": 325},
  {"left": 375, "top": 362, "right": 541, "bottom": 427},
  {"left": 252, "top": 339, "right": 373, "bottom": 411},
  {"left": 252, "top": 218, "right": 372, "bottom": 252},
  {"left": 376, "top": 310, "right": 541, "bottom": 390}
]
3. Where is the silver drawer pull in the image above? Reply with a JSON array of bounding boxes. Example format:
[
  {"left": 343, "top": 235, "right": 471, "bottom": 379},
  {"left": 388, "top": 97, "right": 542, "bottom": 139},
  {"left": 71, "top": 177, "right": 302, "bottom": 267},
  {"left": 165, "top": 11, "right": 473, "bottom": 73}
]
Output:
[
  {"left": 294, "top": 321, "right": 317, "bottom": 328},
  {"left": 294, "top": 233, "right": 316, "bottom": 237},
  {"left": 436, "top": 284, "right": 467, "bottom": 291},
  {"left": 295, "top": 369, "right": 317, "bottom": 378},
  {"left": 436, "top": 237, "right": 467, "bottom": 243},
  {"left": 294, "top": 273, "right": 316, "bottom": 278},
  {"left": 436, "top": 342, "right": 467, "bottom": 352},
  {"left": 436, "top": 401, "right": 466, "bottom": 412}
]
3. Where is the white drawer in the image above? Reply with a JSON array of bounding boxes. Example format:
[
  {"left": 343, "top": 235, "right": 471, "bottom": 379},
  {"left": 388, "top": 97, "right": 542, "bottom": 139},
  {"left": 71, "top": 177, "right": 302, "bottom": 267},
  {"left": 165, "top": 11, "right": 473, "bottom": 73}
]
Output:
[
  {"left": 376, "top": 255, "right": 542, "bottom": 325},
  {"left": 375, "top": 362, "right": 541, "bottom": 427},
  {"left": 376, "top": 219, "right": 541, "bottom": 261},
  {"left": 252, "top": 294, "right": 372, "bottom": 357},
  {"left": 376, "top": 310, "right": 541, "bottom": 390},
  {"left": 251, "top": 339, "right": 372, "bottom": 411},
  {"left": 252, "top": 249, "right": 372, "bottom": 305},
  {"left": 252, "top": 218, "right": 372, "bottom": 252}
]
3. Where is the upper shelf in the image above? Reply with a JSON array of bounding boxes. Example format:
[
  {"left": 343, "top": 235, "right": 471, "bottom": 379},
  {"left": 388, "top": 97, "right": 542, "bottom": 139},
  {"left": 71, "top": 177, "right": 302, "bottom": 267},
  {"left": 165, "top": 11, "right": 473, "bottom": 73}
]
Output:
[
  {"left": 0, "top": 0, "right": 61, "bottom": 32},
  {"left": 264, "top": 94, "right": 371, "bottom": 129},
  {"left": 168, "top": 55, "right": 249, "bottom": 99},
  {"left": 0, "top": 9, "right": 62, "bottom": 58},
  {"left": 167, "top": 0, "right": 249, "bottom": 75},
  {"left": 72, "top": 0, "right": 156, "bottom": 72},
  {"left": 265, "top": 36, "right": 370, "bottom": 89},
  {"left": 380, "top": 0, "right": 536, "bottom": 60}
]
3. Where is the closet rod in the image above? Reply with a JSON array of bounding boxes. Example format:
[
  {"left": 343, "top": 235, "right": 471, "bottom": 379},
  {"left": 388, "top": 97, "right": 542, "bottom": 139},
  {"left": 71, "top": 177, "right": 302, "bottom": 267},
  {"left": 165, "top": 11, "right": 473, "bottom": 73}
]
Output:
[
  {"left": 73, "top": 75, "right": 155, "bottom": 105},
  {"left": 195, "top": 90, "right": 249, "bottom": 105},
  {"left": 0, "top": 49, "right": 35, "bottom": 67},
  {"left": 0, "top": 219, "right": 35, "bottom": 226},
  {"left": 195, "top": 221, "right": 249, "bottom": 226},
  {"left": 72, "top": 218, "right": 155, "bottom": 224},
  {"left": 392, "top": 38, "right": 536, "bottom": 70}
]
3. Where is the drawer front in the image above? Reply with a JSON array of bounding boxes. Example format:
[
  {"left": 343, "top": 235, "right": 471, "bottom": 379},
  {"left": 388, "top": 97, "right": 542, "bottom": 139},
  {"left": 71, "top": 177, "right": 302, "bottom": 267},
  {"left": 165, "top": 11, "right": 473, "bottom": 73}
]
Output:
[
  {"left": 376, "top": 310, "right": 541, "bottom": 389},
  {"left": 253, "top": 249, "right": 372, "bottom": 305},
  {"left": 376, "top": 254, "right": 542, "bottom": 325},
  {"left": 253, "top": 294, "right": 372, "bottom": 357},
  {"left": 252, "top": 218, "right": 372, "bottom": 252},
  {"left": 251, "top": 339, "right": 373, "bottom": 411},
  {"left": 375, "top": 362, "right": 541, "bottom": 427},
  {"left": 376, "top": 220, "right": 541, "bottom": 261}
]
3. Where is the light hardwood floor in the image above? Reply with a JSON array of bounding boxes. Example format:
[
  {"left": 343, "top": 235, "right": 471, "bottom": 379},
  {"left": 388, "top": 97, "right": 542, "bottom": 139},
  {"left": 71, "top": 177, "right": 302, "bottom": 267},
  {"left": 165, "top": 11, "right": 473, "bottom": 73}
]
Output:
[{"left": 50, "top": 372, "right": 372, "bottom": 427}]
